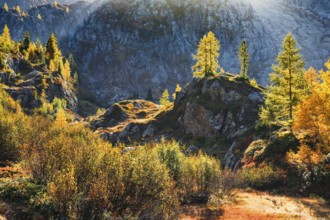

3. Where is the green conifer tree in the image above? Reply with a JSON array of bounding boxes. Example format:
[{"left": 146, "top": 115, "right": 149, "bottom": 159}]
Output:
[
  {"left": 35, "top": 38, "right": 45, "bottom": 64},
  {"left": 260, "top": 33, "right": 307, "bottom": 126},
  {"left": 22, "top": 32, "right": 31, "bottom": 52},
  {"left": 45, "top": 33, "right": 59, "bottom": 61},
  {"left": 238, "top": 40, "right": 250, "bottom": 79},
  {"left": 146, "top": 88, "right": 153, "bottom": 101},
  {"left": 192, "top": 31, "right": 220, "bottom": 78}
]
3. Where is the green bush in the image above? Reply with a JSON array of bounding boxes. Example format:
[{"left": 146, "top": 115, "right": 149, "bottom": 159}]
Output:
[
  {"left": 0, "top": 88, "right": 27, "bottom": 162},
  {"left": 237, "top": 164, "right": 286, "bottom": 190},
  {"left": 0, "top": 178, "right": 53, "bottom": 216},
  {"left": 155, "top": 140, "right": 222, "bottom": 203}
]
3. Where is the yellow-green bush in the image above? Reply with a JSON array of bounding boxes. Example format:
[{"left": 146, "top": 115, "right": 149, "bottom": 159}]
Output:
[
  {"left": 155, "top": 140, "right": 222, "bottom": 202},
  {"left": 237, "top": 164, "right": 286, "bottom": 189},
  {"left": 0, "top": 85, "right": 223, "bottom": 218},
  {"left": 0, "top": 87, "right": 27, "bottom": 162}
]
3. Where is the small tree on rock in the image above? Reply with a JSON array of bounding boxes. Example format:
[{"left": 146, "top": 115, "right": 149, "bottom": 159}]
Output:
[
  {"left": 238, "top": 40, "right": 250, "bottom": 79},
  {"left": 192, "top": 31, "right": 220, "bottom": 78},
  {"left": 160, "top": 89, "right": 170, "bottom": 106}
]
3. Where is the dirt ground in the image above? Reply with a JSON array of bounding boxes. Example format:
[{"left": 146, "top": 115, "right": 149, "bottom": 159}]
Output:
[{"left": 180, "top": 189, "right": 330, "bottom": 220}]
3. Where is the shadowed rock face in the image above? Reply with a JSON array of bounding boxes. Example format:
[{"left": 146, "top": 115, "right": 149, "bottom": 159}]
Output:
[{"left": 1, "top": 0, "right": 329, "bottom": 106}]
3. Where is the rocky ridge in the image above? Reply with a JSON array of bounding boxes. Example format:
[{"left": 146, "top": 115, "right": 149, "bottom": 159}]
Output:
[
  {"left": 91, "top": 75, "right": 264, "bottom": 168},
  {"left": 0, "top": 54, "right": 77, "bottom": 111}
]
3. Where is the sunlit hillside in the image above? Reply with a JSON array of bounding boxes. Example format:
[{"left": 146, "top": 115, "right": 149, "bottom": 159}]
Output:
[{"left": 0, "top": 0, "right": 329, "bottom": 219}]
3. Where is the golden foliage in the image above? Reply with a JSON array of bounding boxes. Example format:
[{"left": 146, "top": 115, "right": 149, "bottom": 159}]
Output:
[
  {"left": 48, "top": 165, "right": 77, "bottom": 218},
  {"left": 287, "top": 145, "right": 323, "bottom": 166},
  {"left": 54, "top": 108, "right": 67, "bottom": 127},
  {"left": 192, "top": 31, "right": 221, "bottom": 78},
  {"left": 160, "top": 89, "right": 170, "bottom": 106},
  {"left": 293, "top": 59, "right": 330, "bottom": 145}
]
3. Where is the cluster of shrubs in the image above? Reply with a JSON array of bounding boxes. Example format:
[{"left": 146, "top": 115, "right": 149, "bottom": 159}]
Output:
[{"left": 0, "top": 86, "right": 222, "bottom": 219}]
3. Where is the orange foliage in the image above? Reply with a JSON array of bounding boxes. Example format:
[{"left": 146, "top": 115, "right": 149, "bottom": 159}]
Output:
[
  {"left": 287, "top": 145, "right": 323, "bottom": 166},
  {"left": 293, "top": 59, "right": 330, "bottom": 146}
]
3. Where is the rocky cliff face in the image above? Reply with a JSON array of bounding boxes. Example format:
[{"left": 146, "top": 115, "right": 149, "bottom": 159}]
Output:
[
  {"left": 65, "top": 0, "right": 330, "bottom": 106},
  {"left": 0, "top": 1, "right": 94, "bottom": 43},
  {"left": 0, "top": 55, "right": 77, "bottom": 111},
  {"left": 91, "top": 75, "right": 263, "bottom": 166},
  {"left": 1, "top": 0, "right": 329, "bottom": 107}
]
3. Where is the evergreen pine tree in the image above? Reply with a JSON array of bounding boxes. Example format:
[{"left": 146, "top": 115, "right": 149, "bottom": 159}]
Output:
[
  {"left": 146, "top": 88, "right": 153, "bottom": 101},
  {"left": 192, "top": 31, "right": 220, "bottom": 78},
  {"left": 35, "top": 38, "right": 45, "bottom": 63},
  {"left": 45, "top": 33, "right": 59, "bottom": 61},
  {"left": 260, "top": 33, "right": 307, "bottom": 126},
  {"left": 238, "top": 40, "right": 250, "bottom": 79},
  {"left": 22, "top": 32, "right": 31, "bottom": 52}
]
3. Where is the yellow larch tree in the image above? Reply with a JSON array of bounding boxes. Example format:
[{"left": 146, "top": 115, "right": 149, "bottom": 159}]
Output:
[{"left": 192, "top": 31, "right": 221, "bottom": 78}]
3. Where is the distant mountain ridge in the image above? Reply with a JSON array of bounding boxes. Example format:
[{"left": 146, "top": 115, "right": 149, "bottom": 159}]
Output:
[{"left": 0, "top": 0, "right": 88, "bottom": 9}]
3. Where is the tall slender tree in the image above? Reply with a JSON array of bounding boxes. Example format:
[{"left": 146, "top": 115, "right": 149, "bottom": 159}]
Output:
[
  {"left": 45, "top": 33, "right": 63, "bottom": 71},
  {"left": 192, "top": 31, "right": 220, "bottom": 78},
  {"left": 238, "top": 40, "right": 250, "bottom": 79},
  {"left": 1, "top": 25, "right": 11, "bottom": 44},
  {"left": 22, "top": 32, "right": 31, "bottom": 52},
  {"left": 45, "top": 33, "right": 59, "bottom": 61},
  {"left": 0, "top": 25, "right": 13, "bottom": 52},
  {"left": 260, "top": 33, "right": 306, "bottom": 125}
]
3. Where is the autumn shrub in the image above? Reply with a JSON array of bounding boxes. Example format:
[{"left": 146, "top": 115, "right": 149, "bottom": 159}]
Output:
[
  {"left": 237, "top": 164, "right": 286, "bottom": 190},
  {"left": 48, "top": 165, "right": 78, "bottom": 219},
  {"left": 119, "top": 147, "right": 179, "bottom": 219},
  {"left": 0, "top": 88, "right": 27, "bottom": 162},
  {"left": 287, "top": 146, "right": 330, "bottom": 198},
  {"left": 289, "top": 59, "right": 330, "bottom": 198},
  {"left": 155, "top": 140, "right": 222, "bottom": 203}
]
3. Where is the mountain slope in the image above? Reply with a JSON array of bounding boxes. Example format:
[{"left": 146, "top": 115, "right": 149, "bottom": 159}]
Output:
[
  {"left": 66, "top": 0, "right": 330, "bottom": 105},
  {"left": 1, "top": 0, "right": 329, "bottom": 106},
  {"left": 91, "top": 75, "right": 263, "bottom": 168}
]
